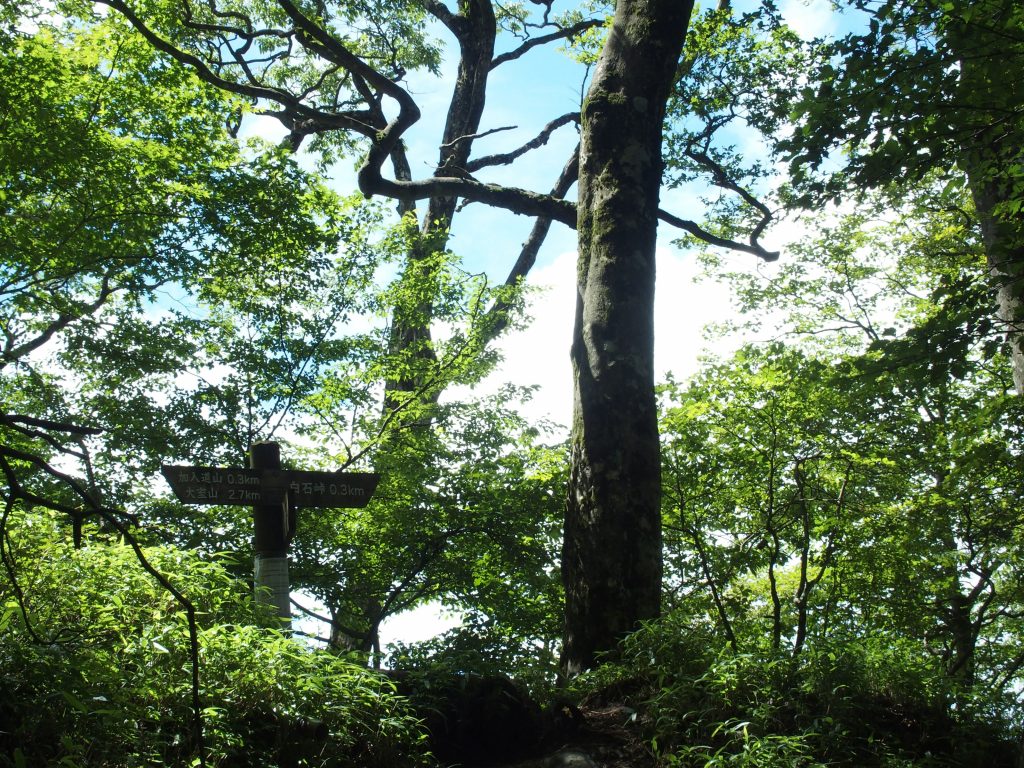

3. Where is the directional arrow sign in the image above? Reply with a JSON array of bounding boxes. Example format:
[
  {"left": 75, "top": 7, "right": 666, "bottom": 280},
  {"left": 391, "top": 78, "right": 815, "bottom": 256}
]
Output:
[
  {"left": 161, "top": 465, "right": 379, "bottom": 508},
  {"left": 161, "top": 466, "right": 269, "bottom": 506},
  {"left": 264, "top": 469, "right": 380, "bottom": 508}
]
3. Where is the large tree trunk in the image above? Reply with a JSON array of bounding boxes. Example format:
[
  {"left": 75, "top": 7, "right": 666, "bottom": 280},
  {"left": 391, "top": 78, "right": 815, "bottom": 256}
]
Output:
[{"left": 562, "top": 0, "right": 692, "bottom": 676}]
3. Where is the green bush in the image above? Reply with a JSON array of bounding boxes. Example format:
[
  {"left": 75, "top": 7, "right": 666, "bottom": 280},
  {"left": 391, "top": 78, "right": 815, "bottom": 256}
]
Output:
[
  {"left": 0, "top": 509, "right": 429, "bottom": 767},
  {"left": 387, "top": 611, "right": 561, "bottom": 700},
  {"left": 571, "top": 611, "right": 1019, "bottom": 767}
]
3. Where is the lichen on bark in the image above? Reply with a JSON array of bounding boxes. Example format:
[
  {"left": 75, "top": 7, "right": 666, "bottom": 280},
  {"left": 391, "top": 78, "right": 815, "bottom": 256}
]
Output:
[{"left": 562, "top": 0, "right": 694, "bottom": 676}]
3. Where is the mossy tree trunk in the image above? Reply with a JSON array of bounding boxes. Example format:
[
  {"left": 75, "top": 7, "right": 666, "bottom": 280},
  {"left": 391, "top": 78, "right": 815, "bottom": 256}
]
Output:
[
  {"left": 966, "top": 190, "right": 1024, "bottom": 401},
  {"left": 562, "top": 0, "right": 693, "bottom": 676},
  {"left": 969, "top": 178, "right": 1024, "bottom": 394}
]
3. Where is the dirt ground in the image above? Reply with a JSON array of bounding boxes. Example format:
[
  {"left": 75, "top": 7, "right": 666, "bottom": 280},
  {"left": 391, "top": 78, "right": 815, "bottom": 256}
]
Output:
[{"left": 500, "top": 703, "right": 657, "bottom": 768}]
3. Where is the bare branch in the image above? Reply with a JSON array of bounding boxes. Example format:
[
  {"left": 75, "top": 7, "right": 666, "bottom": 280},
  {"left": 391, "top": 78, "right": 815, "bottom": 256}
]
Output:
[
  {"left": 485, "top": 146, "right": 579, "bottom": 338},
  {"left": 686, "top": 147, "right": 773, "bottom": 222},
  {"left": 442, "top": 124, "right": 517, "bottom": 149},
  {"left": 466, "top": 112, "right": 579, "bottom": 172},
  {"left": 420, "top": 0, "right": 464, "bottom": 36},
  {"left": 2, "top": 276, "right": 119, "bottom": 366},
  {"left": 491, "top": 18, "right": 604, "bottom": 69},
  {"left": 0, "top": 413, "right": 102, "bottom": 436},
  {"left": 99, "top": 0, "right": 377, "bottom": 135},
  {"left": 275, "top": 0, "right": 420, "bottom": 124},
  {"left": 288, "top": 597, "right": 369, "bottom": 644},
  {"left": 101, "top": 2, "right": 297, "bottom": 109},
  {"left": 357, "top": 164, "right": 577, "bottom": 226},
  {"left": 658, "top": 208, "right": 779, "bottom": 261}
]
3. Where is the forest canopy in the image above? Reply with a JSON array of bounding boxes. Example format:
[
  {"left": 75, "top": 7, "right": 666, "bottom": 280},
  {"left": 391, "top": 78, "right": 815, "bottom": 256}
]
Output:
[{"left": 1, "top": 0, "right": 1023, "bottom": 766}]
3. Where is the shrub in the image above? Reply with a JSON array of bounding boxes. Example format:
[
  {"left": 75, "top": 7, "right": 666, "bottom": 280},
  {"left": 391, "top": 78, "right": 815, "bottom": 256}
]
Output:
[
  {"left": 0, "top": 509, "right": 429, "bottom": 767},
  {"left": 570, "top": 611, "right": 1019, "bottom": 767}
]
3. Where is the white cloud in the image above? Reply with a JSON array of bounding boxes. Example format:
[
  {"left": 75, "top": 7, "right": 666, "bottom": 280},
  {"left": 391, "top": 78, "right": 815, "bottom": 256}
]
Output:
[
  {"left": 778, "top": 0, "right": 841, "bottom": 40},
  {"left": 237, "top": 113, "right": 289, "bottom": 145},
  {"left": 654, "top": 246, "right": 735, "bottom": 381},
  {"left": 472, "top": 244, "right": 745, "bottom": 434},
  {"left": 379, "top": 601, "right": 463, "bottom": 649},
  {"left": 475, "top": 249, "right": 577, "bottom": 431}
]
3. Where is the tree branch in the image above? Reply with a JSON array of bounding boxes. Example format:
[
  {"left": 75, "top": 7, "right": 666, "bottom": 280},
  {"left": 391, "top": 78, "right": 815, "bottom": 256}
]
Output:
[
  {"left": 484, "top": 146, "right": 579, "bottom": 338},
  {"left": 466, "top": 112, "right": 578, "bottom": 172},
  {"left": 275, "top": 0, "right": 420, "bottom": 123},
  {"left": 442, "top": 124, "right": 516, "bottom": 149},
  {"left": 356, "top": 165, "right": 577, "bottom": 226},
  {"left": 99, "top": 0, "right": 377, "bottom": 135},
  {"left": 3, "top": 276, "right": 119, "bottom": 365},
  {"left": 686, "top": 147, "right": 775, "bottom": 240},
  {"left": 658, "top": 208, "right": 779, "bottom": 261},
  {"left": 0, "top": 413, "right": 102, "bottom": 436},
  {"left": 491, "top": 18, "right": 604, "bottom": 69},
  {"left": 420, "top": 0, "right": 464, "bottom": 36}
]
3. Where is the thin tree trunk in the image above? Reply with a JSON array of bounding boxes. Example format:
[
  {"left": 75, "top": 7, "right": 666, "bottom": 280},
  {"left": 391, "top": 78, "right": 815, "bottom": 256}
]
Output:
[
  {"left": 764, "top": 450, "right": 782, "bottom": 652},
  {"left": 383, "top": 0, "right": 496, "bottom": 411},
  {"left": 945, "top": 590, "right": 977, "bottom": 688},
  {"left": 562, "top": 0, "right": 692, "bottom": 675},
  {"left": 690, "top": 525, "right": 738, "bottom": 652},
  {"left": 951, "top": 0, "right": 1024, "bottom": 393},
  {"left": 968, "top": 177, "right": 1024, "bottom": 394}
]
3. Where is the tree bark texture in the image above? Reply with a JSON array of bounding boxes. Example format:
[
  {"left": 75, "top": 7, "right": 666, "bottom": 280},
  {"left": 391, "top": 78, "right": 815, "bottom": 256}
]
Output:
[{"left": 563, "top": 0, "right": 693, "bottom": 675}]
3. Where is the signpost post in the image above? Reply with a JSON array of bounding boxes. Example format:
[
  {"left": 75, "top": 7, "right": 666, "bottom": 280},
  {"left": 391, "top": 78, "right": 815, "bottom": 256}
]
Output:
[{"left": 161, "top": 442, "right": 379, "bottom": 623}]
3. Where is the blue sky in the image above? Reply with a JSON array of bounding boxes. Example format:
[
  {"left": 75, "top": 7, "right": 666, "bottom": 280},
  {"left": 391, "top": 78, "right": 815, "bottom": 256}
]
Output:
[{"left": 446, "top": 0, "right": 848, "bottom": 430}]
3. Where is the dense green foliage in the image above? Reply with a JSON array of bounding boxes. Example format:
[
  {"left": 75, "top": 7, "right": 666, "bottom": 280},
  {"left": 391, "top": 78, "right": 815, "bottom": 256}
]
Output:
[
  {"left": 640, "top": 182, "right": 1024, "bottom": 764},
  {"left": 577, "top": 612, "right": 1018, "bottom": 767},
  {"left": 0, "top": 15, "right": 351, "bottom": 443},
  {"left": 0, "top": 509, "right": 428, "bottom": 767},
  {"left": 2, "top": 0, "right": 1024, "bottom": 766}
]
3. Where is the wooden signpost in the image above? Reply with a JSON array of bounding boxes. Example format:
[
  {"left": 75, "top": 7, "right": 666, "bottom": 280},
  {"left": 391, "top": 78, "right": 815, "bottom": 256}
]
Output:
[{"left": 161, "top": 442, "right": 379, "bottom": 622}]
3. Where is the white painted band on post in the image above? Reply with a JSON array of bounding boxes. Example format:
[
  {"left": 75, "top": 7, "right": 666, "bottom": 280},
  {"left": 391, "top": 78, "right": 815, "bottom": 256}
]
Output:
[{"left": 254, "top": 555, "right": 291, "bottom": 621}]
